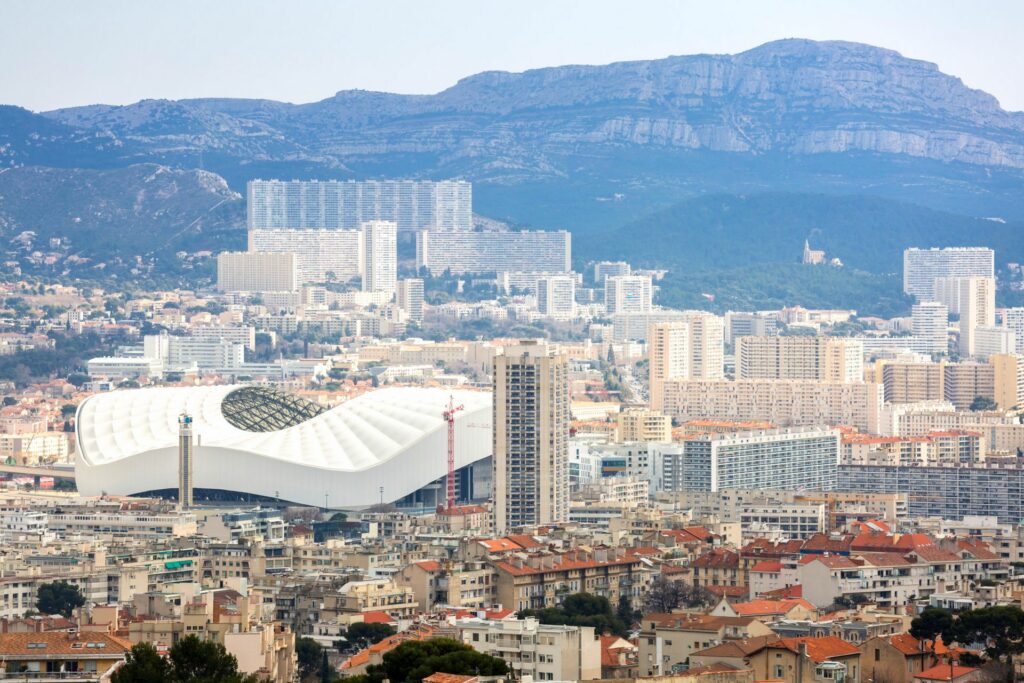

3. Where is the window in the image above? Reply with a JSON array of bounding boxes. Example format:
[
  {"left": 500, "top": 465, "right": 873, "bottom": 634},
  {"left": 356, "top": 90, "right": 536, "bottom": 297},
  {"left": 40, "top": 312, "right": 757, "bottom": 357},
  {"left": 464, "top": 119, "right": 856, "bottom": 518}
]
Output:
[
  {"left": 874, "top": 649, "right": 880, "bottom": 662},
  {"left": 775, "top": 665, "right": 785, "bottom": 678},
  {"left": 472, "top": 633, "right": 479, "bottom": 642}
]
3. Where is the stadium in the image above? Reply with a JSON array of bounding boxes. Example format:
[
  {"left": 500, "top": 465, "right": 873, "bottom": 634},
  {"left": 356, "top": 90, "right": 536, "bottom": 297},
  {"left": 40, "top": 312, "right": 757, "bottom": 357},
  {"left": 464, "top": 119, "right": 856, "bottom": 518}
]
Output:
[{"left": 75, "top": 385, "right": 493, "bottom": 509}]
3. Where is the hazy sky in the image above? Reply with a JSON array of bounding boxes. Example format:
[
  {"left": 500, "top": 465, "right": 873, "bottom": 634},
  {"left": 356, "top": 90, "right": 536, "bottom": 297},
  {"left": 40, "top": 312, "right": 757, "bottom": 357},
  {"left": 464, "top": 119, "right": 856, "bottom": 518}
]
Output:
[{"left": 3, "top": 0, "right": 1023, "bottom": 112}]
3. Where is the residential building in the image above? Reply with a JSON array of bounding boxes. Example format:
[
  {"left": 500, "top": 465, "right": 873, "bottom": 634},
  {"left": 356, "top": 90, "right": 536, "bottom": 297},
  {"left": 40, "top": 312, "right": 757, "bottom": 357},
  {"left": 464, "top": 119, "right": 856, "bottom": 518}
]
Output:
[
  {"left": 217, "top": 251, "right": 299, "bottom": 293},
  {"left": 838, "top": 463, "right": 1024, "bottom": 524},
  {"left": 942, "top": 362, "right": 993, "bottom": 410},
  {"left": 878, "top": 362, "right": 945, "bottom": 404},
  {"left": 536, "top": 276, "right": 576, "bottom": 320},
  {"left": 990, "top": 353, "right": 1024, "bottom": 410},
  {"left": 416, "top": 230, "right": 571, "bottom": 275},
  {"left": 676, "top": 427, "right": 841, "bottom": 493},
  {"left": 736, "top": 336, "right": 863, "bottom": 383},
  {"left": 361, "top": 220, "right": 397, "bottom": 295},
  {"left": 396, "top": 279, "right": 425, "bottom": 323},
  {"left": 973, "top": 326, "right": 1016, "bottom": 359},
  {"left": 725, "top": 311, "right": 779, "bottom": 345},
  {"left": 660, "top": 379, "right": 884, "bottom": 432},
  {"left": 492, "top": 549, "right": 647, "bottom": 612},
  {"left": 493, "top": 341, "right": 570, "bottom": 533},
  {"left": 745, "top": 636, "right": 862, "bottom": 683},
  {"left": 0, "top": 632, "right": 131, "bottom": 681},
  {"left": 247, "top": 179, "right": 472, "bottom": 233},
  {"left": 861, "top": 634, "right": 951, "bottom": 683},
  {"left": 638, "top": 612, "right": 774, "bottom": 676},
  {"left": 616, "top": 408, "right": 671, "bottom": 443},
  {"left": 902, "top": 247, "right": 994, "bottom": 300},
  {"left": 605, "top": 275, "right": 652, "bottom": 314},
  {"left": 933, "top": 276, "right": 995, "bottom": 356},
  {"left": 739, "top": 503, "right": 827, "bottom": 541},
  {"left": 458, "top": 617, "right": 601, "bottom": 682},
  {"left": 649, "top": 315, "right": 725, "bottom": 410},
  {"left": 911, "top": 301, "right": 949, "bottom": 354},
  {"left": 594, "top": 261, "right": 631, "bottom": 283},
  {"left": 1004, "top": 308, "right": 1024, "bottom": 353},
  {"left": 248, "top": 228, "right": 363, "bottom": 284}
]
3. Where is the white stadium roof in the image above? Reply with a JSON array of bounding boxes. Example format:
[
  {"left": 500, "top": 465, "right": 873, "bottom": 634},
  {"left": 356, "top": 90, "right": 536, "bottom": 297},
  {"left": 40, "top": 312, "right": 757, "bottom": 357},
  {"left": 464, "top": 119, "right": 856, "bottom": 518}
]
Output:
[{"left": 75, "top": 385, "right": 493, "bottom": 508}]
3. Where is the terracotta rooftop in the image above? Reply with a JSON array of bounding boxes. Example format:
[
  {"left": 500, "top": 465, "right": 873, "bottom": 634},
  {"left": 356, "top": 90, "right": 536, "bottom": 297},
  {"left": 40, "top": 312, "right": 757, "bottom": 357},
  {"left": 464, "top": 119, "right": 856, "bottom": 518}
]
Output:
[
  {"left": 915, "top": 664, "right": 978, "bottom": 681},
  {"left": 692, "top": 635, "right": 780, "bottom": 658},
  {"left": 888, "top": 634, "right": 948, "bottom": 657},
  {"left": 0, "top": 631, "right": 131, "bottom": 658},
  {"left": 771, "top": 636, "right": 860, "bottom": 662},
  {"left": 693, "top": 549, "right": 740, "bottom": 569},
  {"left": 732, "top": 599, "right": 814, "bottom": 617}
]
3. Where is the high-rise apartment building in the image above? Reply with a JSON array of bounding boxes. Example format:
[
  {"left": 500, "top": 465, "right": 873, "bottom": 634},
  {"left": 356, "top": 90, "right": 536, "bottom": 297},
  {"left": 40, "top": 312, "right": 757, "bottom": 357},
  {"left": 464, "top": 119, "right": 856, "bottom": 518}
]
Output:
[
  {"left": 648, "top": 315, "right": 725, "bottom": 411},
  {"left": 605, "top": 275, "right": 652, "bottom": 314},
  {"left": 177, "top": 413, "right": 194, "bottom": 510},
  {"left": 416, "top": 230, "right": 571, "bottom": 275},
  {"left": 911, "top": 301, "right": 949, "bottom": 355},
  {"left": 933, "top": 277, "right": 995, "bottom": 356},
  {"left": 536, "top": 276, "right": 576, "bottom": 320},
  {"left": 361, "top": 221, "right": 397, "bottom": 295},
  {"left": 991, "top": 353, "right": 1024, "bottom": 411},
  {"left": 593, "top": 261, "right": 631, "bottom": 283},
  {"left": 974, "top": 327, "right": 1017, "bottom": 359},
  {"left": 616, "top": 408, "right": 672, "bottom": 443},
  {"left": 247, "top": 179, "right": 472, "bottom": 233},
  {"left": 677, "top": 427, "right": 841, "bottom": 492},
  {"left": 724, "top": 311, "right": 779, "bottom": 345},
  {"left": 396, "top": 279, "right": 425, "bottom": 323},
  {"left": 903, "top": 247, "right": 994, "bottom": 299},
  {"left": 736, "top": 336, "right": 863, "bottom": 383},
  {"left": 877, "top": 362, "right": 945, "bottom": 404},
  {"left": 493, "top": 341, "right": 569, "bottom": 533},
  {"left": 942, "top": 362, "right": 995, "bottom": 410},
  {"left": 1005, "top": 308, "right": 1024, "bottom": 354},
  {"left": 216, "top": 252, "right": 298, "bottom": 293},
  {"left": 661, "top": 379, "right": 884, "bottom": 432},
  {"left": 248, "top": 228, "right": 363, "bottom": 284},
  {"left": 648, "top": 321, "right": 689, "bottom": 412}
]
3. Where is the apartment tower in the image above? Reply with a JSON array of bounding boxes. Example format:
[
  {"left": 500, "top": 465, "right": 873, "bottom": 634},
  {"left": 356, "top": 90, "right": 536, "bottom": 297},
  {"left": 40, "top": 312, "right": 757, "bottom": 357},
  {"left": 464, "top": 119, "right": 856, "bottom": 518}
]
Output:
[
  {"left": 361, "top": 220, "right": 398, "bottom": 296},
  {"left": 493, "top": 341, "right": 569, "bottom": 534}
]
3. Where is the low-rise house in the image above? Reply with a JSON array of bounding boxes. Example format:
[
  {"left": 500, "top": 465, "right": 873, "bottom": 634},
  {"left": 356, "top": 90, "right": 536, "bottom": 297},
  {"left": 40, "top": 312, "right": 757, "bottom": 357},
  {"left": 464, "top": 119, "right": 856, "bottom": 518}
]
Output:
[
  {"left": 638, "top": 612, "right": 774, "bottom": 676},
  {"left": 0, "top": 631, "right": 130, "bottom": 681},
  {"left": 861, "top": 634, "right": 949, "bottom": 683},
  {"left": 745, "top": 636, "right": 862, "bottom": 683},
  {"left": 459, "top": 616, "right": 601, "bottom": 682},
  {"left": 600, "top": 635, "right": 639, "bottom": 679}
]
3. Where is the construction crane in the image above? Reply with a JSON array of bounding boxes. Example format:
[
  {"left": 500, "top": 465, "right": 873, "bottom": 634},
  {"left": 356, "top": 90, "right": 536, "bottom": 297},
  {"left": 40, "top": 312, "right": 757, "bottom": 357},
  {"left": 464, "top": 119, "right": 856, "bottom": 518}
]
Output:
[{"left": 442, "top": 395, "right": 464, "bottom": 511}]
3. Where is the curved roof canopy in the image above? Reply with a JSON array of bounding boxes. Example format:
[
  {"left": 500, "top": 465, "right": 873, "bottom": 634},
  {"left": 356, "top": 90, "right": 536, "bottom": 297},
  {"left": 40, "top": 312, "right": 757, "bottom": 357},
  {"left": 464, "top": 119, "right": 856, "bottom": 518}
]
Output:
[{"left": 221, "top": 386, "right": 325, "bottom": 432}]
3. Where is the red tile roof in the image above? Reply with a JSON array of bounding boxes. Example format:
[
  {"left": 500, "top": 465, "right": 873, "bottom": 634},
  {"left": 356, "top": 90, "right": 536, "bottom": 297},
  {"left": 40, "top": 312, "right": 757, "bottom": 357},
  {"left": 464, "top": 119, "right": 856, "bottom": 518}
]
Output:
[
  {"left": 414, "top": 560, "right": 442, "bottom": 572},
  {"left": 493, "top": 552, "right": 642, "bottom": 576},
  {"left": 0, "top": 632, "right": 131, "bottom": 657},
  {"left": 693, "top": 549, "right": 740, "bottom": 569},
  {"left": 772, "top": 636, "right": 860, "bottom": 662},
  {"left": 915, "top": 665, "right": 978, "bottom": 681},
  {"left": 360, "top": 611, "right": 397, "bottom": 625},
  {"left": 706, "top": 585, "right": 750, "bottom": 598},
  {"left": 750, "top": 560, "right": 782, "bottom": 573},
  {"left": 889, "top": 634, "right": 948, "bottom": 656},
  {"left": 764, "top": 584, "right": 803, "bottom": 599},
  {"left": 423, "top": 675, "right": 478, "bottom": 683},
  {"left": 732, "top": 599, "right": 814, "bottom": 617}
]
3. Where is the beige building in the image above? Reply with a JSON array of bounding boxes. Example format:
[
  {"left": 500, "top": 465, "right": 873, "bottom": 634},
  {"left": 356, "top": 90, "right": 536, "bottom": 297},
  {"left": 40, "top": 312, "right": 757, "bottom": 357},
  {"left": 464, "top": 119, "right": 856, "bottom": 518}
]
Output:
[
  {"left": 877, "top": 362, "right": 945, "bottom": 404},
  {"left": 336, "top": 579, "right": 418, "bottom": 617},
  {"left": 990, "top": 353, "right": 1024, "bottom": 410},
  {"left": 745, "top": 636, "right": 862, "bottom": 683},
  {"left": 616, "top": 407, "right": 672, "bottom": 443},
  {"left": 0, "top": 432, "right": 69, "bottom": 465},
  {"left": 396, "top": 559, "right": 496, "bottom": 612},
  {"left": 638, "top": 612, "right": 773, "bottom": 676},
  {"left": 492, "top": 549, "right": 647, "bottom": 612},
  {"left": 661, "top": 379, "right": 883, "bottom": 432},
  {"left": 736, "top": 336, "right": 863, "bottom": 383},
  {"left": 216, "top": 251, "right": 298, "bottom": 293},
  {"left": 458, "top": 616, "right": 601, "bottom": 682},
  {"left": 648, "top": 315, "right": 725, "bottom": 410},
  {"left": 493, "top": 341, "right": 570, "bottom": 534},
  {"left": 942, "top": 363, "right": 994, "bottom": 410}
]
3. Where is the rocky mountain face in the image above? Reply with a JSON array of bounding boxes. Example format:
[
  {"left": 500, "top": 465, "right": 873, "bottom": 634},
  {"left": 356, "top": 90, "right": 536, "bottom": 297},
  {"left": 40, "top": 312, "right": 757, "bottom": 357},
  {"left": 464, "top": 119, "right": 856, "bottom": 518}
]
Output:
[{"left": 1, "top": 39, "right": 1023, "bottom": 276}]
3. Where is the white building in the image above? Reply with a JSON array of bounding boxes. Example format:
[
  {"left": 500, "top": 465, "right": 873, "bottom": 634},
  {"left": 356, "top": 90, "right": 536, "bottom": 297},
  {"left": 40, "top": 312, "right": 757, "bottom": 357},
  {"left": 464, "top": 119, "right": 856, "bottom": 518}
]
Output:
[
  {"left": 725, "top": 311, "right": 779, "bottom": 345},
  {"left": 934, "top": 277, "right": 995, "bottom": 356},
  {"left": 86, "top": 356, "right": 164, "bottom": 379},
  {"left": 605, "top": 275, "right": 652, "bottom": 314},
  {"left": 536, "top": 275, "right": 576, "bottom": 320},
  {"left": 739, "top": 502, "right": 826, "bottom": 541},
  {"left": 362, "top": 220, "right": 397, "bottom": 295},
  {"left": 217, "top": 251, "right": 299, "bottom": 293},
  {"left": 248, "top": 228, "right": 363, "bottom": 284},
  {"left": 911, "top": 301, "right": 949, "bottom": 355},
  {"left": 594, "top": 261, "right": 631, "bottom": 283},
  {"left": 974, "top": 326, "right": 1016, "bottom": 359},
  {"left": 1005, "top": 308, "right": 1024, "bottom": 354},
  {"left": 247, "top": 179, "right": 472, "bottom": 233},
  {"left": 458, "top": 617, "right": 601, "bottom": 683},
  {"left": 396, "top": 279, "right": 425, "bottom": 323},
  {"left": 416, "top": 230, "right": 571, "bottom": 275},
  {"left": 145, "top": 333, "right": 246, "bottom": 371},
  {"left": 903, "top": 247, "right": 994, "bottom": 299}
]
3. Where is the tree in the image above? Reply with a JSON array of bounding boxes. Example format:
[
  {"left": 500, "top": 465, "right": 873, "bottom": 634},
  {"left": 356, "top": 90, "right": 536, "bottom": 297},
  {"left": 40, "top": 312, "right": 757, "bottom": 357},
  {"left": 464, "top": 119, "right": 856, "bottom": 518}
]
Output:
[
  {"left": 519, "top": 592, "right": 629, "bottom": 637},
  {"left": 946, "top": 606, "right": 1024, "bottom": 673},
  {"left": 67, "top": 372, "right": 90, "bottom": 387},
  {"left": 296, "top": 637, "right": 323, "bottom": 681},
  {"left": 110, "top": 642, "right": 170, "bottom": 683},
  {"left": 113, "top": 635, "right": 261, "bottom": 683},
  {"left": 616, "top": 595, "right": 639, "bottom": 629},
  {"left": 643, "top": 576, "right": 715, "bottom": 613},
  {"left": 60, "top": 403, "right": 77, "bottom": 418},
  {"left": 969, "top": 396, "right": 998, "bottom": 411},
  {"left": 36, "top": 581, "right": 85, "bottom": 617},
  {"left": 909, "top": 607, "right": 953, "bottom": 644},
  {"left": 319, "top": 651, "right": 334, "bottom": 683},
  {"left": 346, "top": 622, "right": 395, "bottom": 647},
  {"left": 360, "top": 638, "right": 508, "bottom": 683}
]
